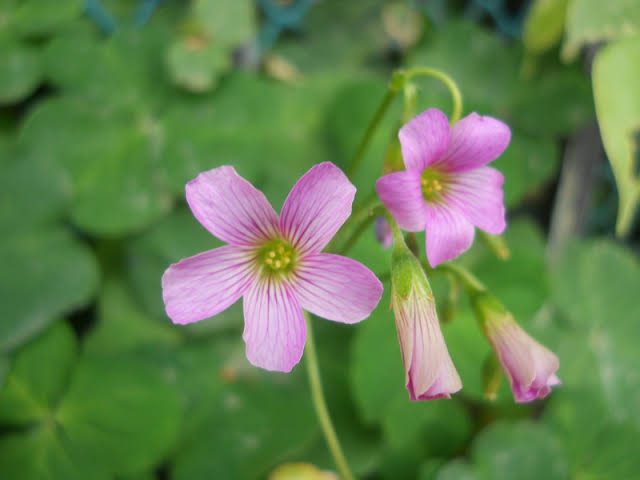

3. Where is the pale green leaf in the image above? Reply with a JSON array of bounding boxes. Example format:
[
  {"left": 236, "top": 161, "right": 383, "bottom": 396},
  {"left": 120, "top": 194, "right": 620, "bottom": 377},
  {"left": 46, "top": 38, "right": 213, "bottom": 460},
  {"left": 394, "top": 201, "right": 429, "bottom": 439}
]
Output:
[{"left": 592, "top": 36, "right": 640, "bottom": 235}]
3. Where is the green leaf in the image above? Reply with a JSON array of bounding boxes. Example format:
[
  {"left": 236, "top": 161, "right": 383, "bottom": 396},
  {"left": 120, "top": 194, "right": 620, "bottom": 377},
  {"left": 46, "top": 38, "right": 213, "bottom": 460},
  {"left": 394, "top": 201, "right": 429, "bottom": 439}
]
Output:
[
  {"left": 0, "top": 40, "right": 42, "bottom": 104},
  {"left": 434, "top": 461, "right": 477, "bottom": 480},
  {"left": 563, "top": 0, "right": 640, "bottom": 60},
  {"left": 592, "top": 36, "right": 640, "bottom": 236},
  {"left": 171, "top": 372, "right": 317, "bottom": 480},
  {"left": 161, "top": 73, "right": 330, "bottom": 206},
  {"left": 409, "top": 21, "right": 520, "bottom": 114},
  {"left": 19, "top": 96, "right": 174, "bottom": 235},
  {"left": 84, "top": 279, "right": 181, "bottom": 356},
  {"left": 56, "top": 355, "right": 182, "bottom": 476},
  {"left": 0, "top": 144, "right": 70, "bottom": 234},
  {"left": 0, "top": 424, "right": 105, "bottom": 480},
  {"left": 274, "top": 0, "right": 390, "bottom": 73},
  {"left": 44, "top": 27, "right": 173, "bottom": 108},
  {"left": 493, "top": 133, "right": 559, "bottom": 208},
  {"left": 190, "top": 0, "right": 255, "bottom": 49},
  {"left": 350, "top": 290, "right": 405, "bottom": 424},
  {"left": 472, "top": 421, "right": 569, "bottom": 480},
  {"left": 0, "top": 323, "right": 76, "bottom": 425},
  {"left": 544, "top": 390, "right": 640, "bottom": 478},
  {"left": 0, "top": 356, "right": 8, "bottom": 390},
  {"left": 509, "top": 67, "right": 594, "bottom": 137},
  {"left": 7, "top": 0, "right": 83, "bottom": 37},
  {"left": 472, "top": 220, "right": 549, "bottom": 325},
  {"left": 166, "top": 38, "right": 229, "bottom": 92},
  {"left": 0, "top": 352, "right": 181, "bottom": 479},
  {"left": 382, "top": 396, "right": 471, "bottom": 456},
  {"left": 523, "top": 0, "right": 569, "bottom": 55},
  {"left": 551, "top": 240, "right": 640, "bottom": 427},
  {"left": 0, "top": 228, "right": 99, "bottom": 353}
]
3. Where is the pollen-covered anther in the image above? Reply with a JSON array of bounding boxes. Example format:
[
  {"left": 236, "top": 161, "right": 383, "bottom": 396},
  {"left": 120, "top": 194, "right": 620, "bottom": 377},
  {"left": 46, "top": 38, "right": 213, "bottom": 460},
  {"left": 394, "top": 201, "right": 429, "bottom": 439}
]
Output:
[
  {"left": 420, "top": 169, "right": 448, "bottom": 201},
  {"left": 258, "top": 239, "right": 297, "bottom": 274}
]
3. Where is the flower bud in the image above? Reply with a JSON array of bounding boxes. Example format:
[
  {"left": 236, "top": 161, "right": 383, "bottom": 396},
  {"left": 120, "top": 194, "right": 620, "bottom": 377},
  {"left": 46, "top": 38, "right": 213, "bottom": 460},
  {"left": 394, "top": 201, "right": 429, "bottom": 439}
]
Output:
[
  {"left": 375, "top": 217, "right": 393, "bottom": 249},
  {"left": 390, "top": 242, "right": 462, "bottom": 400},
  {"left": 472, "top": 293, "right": 560, "bottom": 403}
]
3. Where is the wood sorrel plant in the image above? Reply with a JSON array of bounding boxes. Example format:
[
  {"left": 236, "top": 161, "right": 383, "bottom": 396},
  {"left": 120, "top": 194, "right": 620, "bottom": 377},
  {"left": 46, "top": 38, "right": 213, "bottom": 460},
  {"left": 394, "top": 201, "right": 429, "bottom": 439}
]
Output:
[{"left": 162, "top": 67, "right": 560, "bottom": 480}]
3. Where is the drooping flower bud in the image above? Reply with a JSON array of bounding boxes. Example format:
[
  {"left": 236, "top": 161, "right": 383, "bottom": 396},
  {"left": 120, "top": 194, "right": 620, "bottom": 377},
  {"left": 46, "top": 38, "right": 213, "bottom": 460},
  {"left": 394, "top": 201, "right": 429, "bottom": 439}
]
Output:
[
  {"left": 390, "top": 239, "right": 462, "bottom": 400},
  {"left": 472, "top": 293, "right": 560, "bottom": 403},
  {"left": 375, "top": 217, "right": 393, "bottom": 249}
]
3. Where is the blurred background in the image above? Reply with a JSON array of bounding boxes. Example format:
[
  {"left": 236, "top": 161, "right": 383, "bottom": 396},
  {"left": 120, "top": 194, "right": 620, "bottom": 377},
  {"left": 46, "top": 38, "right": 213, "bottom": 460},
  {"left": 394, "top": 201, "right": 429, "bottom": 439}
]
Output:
[{"left": 0, "top": 0, "right": 639, "bottom": 479}]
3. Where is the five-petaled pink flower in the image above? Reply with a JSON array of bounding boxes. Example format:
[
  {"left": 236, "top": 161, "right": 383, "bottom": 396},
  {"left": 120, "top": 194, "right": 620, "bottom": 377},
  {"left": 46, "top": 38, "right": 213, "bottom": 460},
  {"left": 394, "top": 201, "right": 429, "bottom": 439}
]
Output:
[
  {"left": 376, "top": 108, "right": 511, "bottom": 267},
  {"left": 162, "top": 162, "right": 383, "bottom": 372}
]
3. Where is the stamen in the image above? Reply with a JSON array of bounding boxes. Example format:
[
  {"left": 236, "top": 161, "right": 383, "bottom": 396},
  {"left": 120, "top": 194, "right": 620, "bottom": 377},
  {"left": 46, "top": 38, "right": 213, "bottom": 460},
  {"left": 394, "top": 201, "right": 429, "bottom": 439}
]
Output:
[
  {"left": 420, "top": 169, "right": 448, "bottom": 202},
  {"left": 257, "top": 239, "right": 297, "bottom": 275}
]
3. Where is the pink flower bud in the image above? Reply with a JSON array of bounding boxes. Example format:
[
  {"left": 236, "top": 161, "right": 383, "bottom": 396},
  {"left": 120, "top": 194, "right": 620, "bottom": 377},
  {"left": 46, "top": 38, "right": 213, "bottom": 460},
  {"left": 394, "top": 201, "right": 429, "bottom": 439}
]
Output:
[
  {"left": 474, "top": 294, "right": 560, "bottom": 403},
  {"left": 391, "top": 248, "right": 462, "bottom": 400}
]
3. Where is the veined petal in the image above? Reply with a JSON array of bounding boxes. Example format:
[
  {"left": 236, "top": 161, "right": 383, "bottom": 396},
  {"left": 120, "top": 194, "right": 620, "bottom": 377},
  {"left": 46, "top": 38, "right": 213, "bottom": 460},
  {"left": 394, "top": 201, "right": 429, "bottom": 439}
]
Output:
[
  {"left": 399, "top": 108, "right": 451, "bottom": 171},
  {"left": 444, "top": 166, "right": 506, "bottom": 235},
  {"left": 292, "top": 253, "right": 383, "bottom": 324},
  {"left": 393, "top": 280, "right": 462, "bottom": 400},
  {"left": 279, "top": 162, "right": 356, "bottom": 254},
  {"left": 424, "top": 204, "right": 475, "bottom": 267},
  {"left": 243, "top": 278, "right": 306, "bottom": 372},
  {"left": 376, "top": 170, "right": 427, "bottom": 231},
  {"left": 186, "top": 166, "right": 279, "bottom": 246},
  {"left": 439, "top": 113, "right": 511, "bottom": 172},
  {"left": 487, "top": 318, "right": 561, "bottom": 403},
  {"left": 162, "top": 246, "right": 256, "bottom": 325}
]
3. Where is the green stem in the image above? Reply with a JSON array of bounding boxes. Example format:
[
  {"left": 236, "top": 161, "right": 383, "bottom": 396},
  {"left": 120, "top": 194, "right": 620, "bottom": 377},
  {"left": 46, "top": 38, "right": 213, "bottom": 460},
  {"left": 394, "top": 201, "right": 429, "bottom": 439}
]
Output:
[
  {"left": 438, "top": 263, "right": 485, "bottom": 294},
  {"left": 347, "top": 88, "right": 399, "bottom": 178},
  {"left": 304, "top": 314, "right": 355, "bottom": 480},
  {"left": 346, "top": 67, "right": 463, "bottom": 179},
  {"left": 402, "top": 66, "right": 463, "bottom": 124}
]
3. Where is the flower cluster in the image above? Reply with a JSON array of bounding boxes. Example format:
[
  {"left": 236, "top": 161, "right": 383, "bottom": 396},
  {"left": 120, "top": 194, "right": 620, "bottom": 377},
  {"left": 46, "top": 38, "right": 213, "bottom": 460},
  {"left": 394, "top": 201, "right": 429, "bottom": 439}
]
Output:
[{"left": 162, "top": 107, "right": 560, "bottom": 404}]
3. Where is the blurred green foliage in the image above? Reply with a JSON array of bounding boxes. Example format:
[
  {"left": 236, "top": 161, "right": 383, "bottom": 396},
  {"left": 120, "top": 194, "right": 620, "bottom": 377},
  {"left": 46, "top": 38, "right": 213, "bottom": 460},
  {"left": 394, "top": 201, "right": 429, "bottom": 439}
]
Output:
[{"left": 0, "top": 1, "right": 638, "bottom": 479}]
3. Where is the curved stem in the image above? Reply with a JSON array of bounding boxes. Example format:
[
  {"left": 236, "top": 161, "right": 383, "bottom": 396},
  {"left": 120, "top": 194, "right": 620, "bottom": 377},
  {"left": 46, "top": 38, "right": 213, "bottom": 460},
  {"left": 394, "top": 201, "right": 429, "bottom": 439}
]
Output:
[
  {"left": 438, "top": 262, "right": 485, "bottom": 294},
  {"left": 403, "top": 66, "right": 463, "bottom": 124},
  {"left": 304, "top": 314, "right": 356, "bottom": 480},
  {"left": 346, "top": 67, "right": 463, "bottom": 179}
]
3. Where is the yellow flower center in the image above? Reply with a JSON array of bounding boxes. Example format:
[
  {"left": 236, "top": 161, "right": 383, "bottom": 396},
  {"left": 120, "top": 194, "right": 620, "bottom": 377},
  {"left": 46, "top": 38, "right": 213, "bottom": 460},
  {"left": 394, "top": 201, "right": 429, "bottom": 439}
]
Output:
[
  {"left": 420, "top": 168, "right": 449, "bottom": 202},
  {"left": 257, "top": 239, "right": 297, "bottom": 275}
]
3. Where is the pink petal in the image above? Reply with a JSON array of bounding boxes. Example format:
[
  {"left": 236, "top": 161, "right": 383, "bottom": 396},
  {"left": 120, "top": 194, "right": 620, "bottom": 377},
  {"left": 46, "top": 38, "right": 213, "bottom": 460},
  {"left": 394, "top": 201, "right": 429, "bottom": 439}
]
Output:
[
  {"left": 439, "top": 113, "right": 511, "bottom": 173},
  {"left": 424, "top": 204, "right": 475, "bottom": 267},
  {"left": 242, "top": 278, "right": 306, "bottom": 372},
  {"left": 162, "top": 246, "right": 256, "bottom": 325},
  {"left": 487, "top": 319, "right": 560, "bottom": 403},
  {"left": 186, "top": 166, "right": 279, "bottom": 246},
  {"left": 279, "top": 162, "right": 356, "bottom": 254},
  {"left": 444, "top": 166, "right": 506, "bottom": 235},
  {"left": 376, "top": 170, "right": 427, "bottom": 231},
  {"left": 292, "top": 253, "right": 383, "bottom": 324},
  {"left": 393, "top": 280, "right": 462, "bottom": 400},
  {"left": 399, "top": 108, "right": 451, "bottom": 171}
]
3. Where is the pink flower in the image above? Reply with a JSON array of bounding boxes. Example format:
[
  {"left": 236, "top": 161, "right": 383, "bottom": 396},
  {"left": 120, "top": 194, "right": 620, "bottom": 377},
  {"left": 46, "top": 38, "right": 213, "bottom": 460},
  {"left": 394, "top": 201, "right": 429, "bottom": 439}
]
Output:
[
  {"left": 475, "top": 294, "right": 560, "bottom": 403},
  {"left": 487, "top": 318, "right": 561, "bottom": 403},
  {"left": 162, "top": 162, "right": 383, "bottom": 372},
  {"left": 376, "top": 109, "right": 511, "bottom": 267},
  {"left": 391, "top": 247, "right": 462, "bottom": 400}
]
